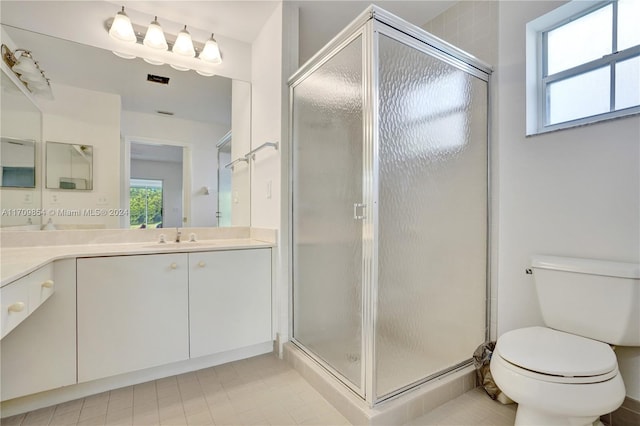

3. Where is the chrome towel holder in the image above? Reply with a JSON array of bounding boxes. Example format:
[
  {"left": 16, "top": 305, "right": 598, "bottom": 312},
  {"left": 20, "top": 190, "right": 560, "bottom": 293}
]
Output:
[{"left": 224, "top": 141, "right": 279, "bottom": 169}]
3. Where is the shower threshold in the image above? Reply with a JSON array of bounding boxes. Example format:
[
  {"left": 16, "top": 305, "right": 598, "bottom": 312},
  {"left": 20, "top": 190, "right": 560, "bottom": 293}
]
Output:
[{"left": 283, "top": 342, "right": 476, "bottom": 425}]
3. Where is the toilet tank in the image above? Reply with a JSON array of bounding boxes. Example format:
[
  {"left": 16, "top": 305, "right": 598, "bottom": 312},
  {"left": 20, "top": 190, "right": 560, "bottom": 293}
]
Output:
[{"left": 531, "top": 255, "right": 640, "bottom": 346}]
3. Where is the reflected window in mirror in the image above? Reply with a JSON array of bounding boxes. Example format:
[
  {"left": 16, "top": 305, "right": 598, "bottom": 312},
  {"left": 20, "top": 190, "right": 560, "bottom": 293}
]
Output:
[
  {"left": 46, "top": 141, "right": 93, "bottom": 190},
  {"left": 130, "top": 178, "right": 164, "bottom": 229}
]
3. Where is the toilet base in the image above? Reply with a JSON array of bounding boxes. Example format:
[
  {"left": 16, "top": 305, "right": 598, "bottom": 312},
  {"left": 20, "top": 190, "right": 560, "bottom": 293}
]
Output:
[{"left": 515, "top": 405, "right": 601, "bottom": 426}]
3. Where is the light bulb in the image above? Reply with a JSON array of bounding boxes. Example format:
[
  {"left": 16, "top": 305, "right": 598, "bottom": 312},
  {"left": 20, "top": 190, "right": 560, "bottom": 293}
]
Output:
[
  {"left": 199, "top": 33, "right": 222, "bottom": 64},
  {"left": 109, "top": 6, "right": 136, "bottom": 43},
  {"left": 172, "top": 25, "right": 195, "bottom": 57},
  {"left": 143, "top": 17, "right": 168, "bottom": 50}
]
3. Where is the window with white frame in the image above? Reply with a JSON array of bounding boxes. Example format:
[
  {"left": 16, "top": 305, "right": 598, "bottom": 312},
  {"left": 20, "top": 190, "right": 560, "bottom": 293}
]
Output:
[{"left": 527, "top": 0, "right": 640, "bottom": 134}]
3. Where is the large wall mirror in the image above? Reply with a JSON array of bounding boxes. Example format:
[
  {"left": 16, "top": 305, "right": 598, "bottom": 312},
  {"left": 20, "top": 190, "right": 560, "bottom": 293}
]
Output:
[
  {"left": 0, "top": 66, "right": 42, "bottom": 227},
  {"left": 1, "top": 23, "right": 251, "bottom": 230}
]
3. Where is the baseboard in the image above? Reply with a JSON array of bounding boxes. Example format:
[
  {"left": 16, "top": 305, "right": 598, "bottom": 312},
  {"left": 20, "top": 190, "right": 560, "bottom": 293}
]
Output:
[{"left": 0, "top": 341, "right": 273, "bottom": 418}]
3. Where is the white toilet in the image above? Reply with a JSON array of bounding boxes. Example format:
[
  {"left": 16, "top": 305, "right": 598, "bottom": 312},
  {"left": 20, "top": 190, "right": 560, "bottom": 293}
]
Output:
[{"left": 490, "top": 255, "right": 640, "bottom": 426}]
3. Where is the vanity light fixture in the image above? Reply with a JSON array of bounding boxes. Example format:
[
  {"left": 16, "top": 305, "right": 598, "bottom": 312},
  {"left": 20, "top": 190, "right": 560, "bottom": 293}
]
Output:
[
  {"left": 172, "top": 26, "right": 195, "bottom": 57},
  {"left": 106, "top": 6, "right": 222, "bottom": 76},
  {"left": 1, "top": 44, "right": 53, "bottom": 99},
  {"left": 143, "top": 17, "right": 168, "bottom": 51}
]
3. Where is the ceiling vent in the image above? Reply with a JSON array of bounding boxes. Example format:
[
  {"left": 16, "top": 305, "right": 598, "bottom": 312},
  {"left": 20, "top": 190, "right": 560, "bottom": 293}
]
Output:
[{"left": 147, "top": 74, "right": 170, "bottom": 85}]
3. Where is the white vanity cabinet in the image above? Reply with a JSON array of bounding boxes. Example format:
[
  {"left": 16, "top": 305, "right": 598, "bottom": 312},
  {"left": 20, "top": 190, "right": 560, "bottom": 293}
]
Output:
[
  {"left": 1, "top": 259, "right": 76, "bottom": 401},
  {"left": 189, "top": 248, "right": 272, "bottom": 358},
  {"left": 77, "top": 253, "right": 190, "bottom": 383}
]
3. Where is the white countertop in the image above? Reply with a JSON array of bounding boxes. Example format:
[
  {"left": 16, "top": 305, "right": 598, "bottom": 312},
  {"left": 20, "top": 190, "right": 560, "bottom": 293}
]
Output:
[{"left": 1, "top": 238, "right": 273, "bottom": 287}]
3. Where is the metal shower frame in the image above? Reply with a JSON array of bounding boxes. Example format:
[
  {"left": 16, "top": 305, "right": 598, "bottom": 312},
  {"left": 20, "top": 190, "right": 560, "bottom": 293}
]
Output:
[{"left": 288, "top": 5, "right": 493, "bottom": 408}]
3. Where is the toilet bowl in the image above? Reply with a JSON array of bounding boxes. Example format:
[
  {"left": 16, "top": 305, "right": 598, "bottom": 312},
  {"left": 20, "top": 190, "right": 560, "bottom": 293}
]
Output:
[
  {"left": 490, "top": 255, "right": 640, "bottom": 426},
  {"left": 490, "top": 326, "right": 625, "bottom": 426}
]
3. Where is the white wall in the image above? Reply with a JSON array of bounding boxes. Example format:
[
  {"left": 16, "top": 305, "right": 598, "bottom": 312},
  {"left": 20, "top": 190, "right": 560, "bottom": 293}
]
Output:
[
  {"left": 496, "top": 1, "right": 640, "bottom": 399},
  {"left": 251, "top": 4, "right": 283, "bottom": 230},
  {"left": 421, "top": 1, "right": 498, "bottom": 65},
  {"left": 39, "top": 84, "right": 121, "bottom": 228},
  {"left": 250, "top": 2, "right": 292, "bottom": 346},
  {"left": 121, "top": 111, "right": 228, "bottom": 228}
]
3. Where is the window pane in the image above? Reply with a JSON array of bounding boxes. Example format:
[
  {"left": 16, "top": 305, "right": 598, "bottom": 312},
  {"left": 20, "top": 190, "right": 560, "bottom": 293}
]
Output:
[
  {"left": 616, "top": 56, "right": 640, "bottom": 110},
  {"left": 547, "top": 4, "right": 612, "bottom": 75},
  {"left": 547, "top": 67, "right": 610, "bottom": 125},
  {"left": 618, "top": 0, "right": 640, "bottom": 51}
]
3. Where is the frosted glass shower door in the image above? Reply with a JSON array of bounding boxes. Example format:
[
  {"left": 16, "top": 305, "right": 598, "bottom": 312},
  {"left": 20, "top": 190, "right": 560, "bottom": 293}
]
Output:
[
  {"left": 374, "top": 33, "right": 489, "bottom": 399},
  {"left": 291, "top": 36, "right": 364, "bottom": 391}
]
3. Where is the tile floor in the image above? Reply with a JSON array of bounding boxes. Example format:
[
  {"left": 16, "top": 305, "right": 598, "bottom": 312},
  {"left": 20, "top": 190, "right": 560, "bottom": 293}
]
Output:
[
  {"left": 407, "top": 387, "right": 517, "bottom": 425},
  {"left": 1, "top": 354, "right": 516, "bottom": 426}
]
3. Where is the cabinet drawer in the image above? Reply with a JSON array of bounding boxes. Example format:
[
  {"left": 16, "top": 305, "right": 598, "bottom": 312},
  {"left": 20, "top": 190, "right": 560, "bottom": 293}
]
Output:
[
  {"left": 1, "top": 280, "right": 30, "bottom": 339},
  {"left": 1, "top": 264, "right": 56, "bottom": 339}
]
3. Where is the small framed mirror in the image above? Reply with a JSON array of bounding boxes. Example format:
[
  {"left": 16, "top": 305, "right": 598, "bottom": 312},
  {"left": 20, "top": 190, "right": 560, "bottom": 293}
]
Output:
[
  {"left": 46, "top": 141, "right": 93, "bottom": 190},
  {"left": 1, "top": 137, "right": 36, "bottom": 188}
]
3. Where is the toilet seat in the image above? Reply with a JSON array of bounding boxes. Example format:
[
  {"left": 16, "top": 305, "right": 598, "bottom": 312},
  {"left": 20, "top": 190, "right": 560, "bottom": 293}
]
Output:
[{"left": 495, "top": 326, "right": 618, "bottom": 384}]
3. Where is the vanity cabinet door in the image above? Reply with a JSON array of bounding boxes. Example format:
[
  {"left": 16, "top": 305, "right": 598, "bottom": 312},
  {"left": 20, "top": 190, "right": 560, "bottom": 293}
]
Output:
[
  {"left": 77, "top": 254, "right": 189, "bottom": 383},
  {"left": 189, "top": 249, "right": 272, "bottom": 358}
]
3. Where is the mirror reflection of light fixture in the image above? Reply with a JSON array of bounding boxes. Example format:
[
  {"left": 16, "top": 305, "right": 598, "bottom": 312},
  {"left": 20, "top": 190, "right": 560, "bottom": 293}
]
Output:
[
  {"left": 170, "top": 64, "right": 190, "bottom": 72},
  {"left": 172, "top": 26, "right": 195, "bottom": 57},
  {"left": 105, "top": 7, "right": 222, "bottom": 75},
  {"left": 113, "top": 51, "right": 137, "bottom": 60},
  {"left": 143, "top": 17, "right": 168, "bottom": 51},
  {"left": 199, "top": 34, "right": 222, "bottom": 64},
  {"left": 1, "top": 44, "right": 54, "bottom": 99},
  {"left": 108, "top": 6, "right": 136, "bottom": 43}
]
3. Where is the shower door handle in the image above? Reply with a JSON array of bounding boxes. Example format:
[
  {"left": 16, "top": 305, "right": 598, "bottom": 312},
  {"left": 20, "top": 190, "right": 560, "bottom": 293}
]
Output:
[{"left": 353, "top": 203, "right": 366, "bottom": 220}]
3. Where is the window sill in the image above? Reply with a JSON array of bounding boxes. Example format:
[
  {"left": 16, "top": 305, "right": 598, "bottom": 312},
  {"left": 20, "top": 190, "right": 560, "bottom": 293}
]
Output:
[{"left": 526, "top": 106, "right": 640, "bottom": 137}]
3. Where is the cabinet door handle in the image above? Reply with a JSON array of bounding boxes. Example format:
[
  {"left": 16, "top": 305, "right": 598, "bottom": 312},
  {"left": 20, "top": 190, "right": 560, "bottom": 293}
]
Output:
[
  {"left": 42, "top": 279, "right": 54, "bottom": 288},
  {"left": 198, "top": 261, "right": 206, "bottom": 268},
  {"left": 170, "top": 263, "right": 178, "bottom": 269},
  {"left": 8, "top": 302, "right": 25, "bottom": 313}
]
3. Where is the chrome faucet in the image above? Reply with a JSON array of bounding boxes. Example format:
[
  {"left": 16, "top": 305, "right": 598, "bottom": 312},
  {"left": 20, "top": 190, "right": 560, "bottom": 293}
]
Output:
[{"left": 175, "top": 228, "right": 181, "bottom": 243}]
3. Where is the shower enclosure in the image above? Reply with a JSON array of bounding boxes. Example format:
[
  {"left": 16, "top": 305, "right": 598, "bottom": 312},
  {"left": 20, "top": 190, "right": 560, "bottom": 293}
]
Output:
[{"left": 290, "top": 6, "right": 491, "bottom": 406}]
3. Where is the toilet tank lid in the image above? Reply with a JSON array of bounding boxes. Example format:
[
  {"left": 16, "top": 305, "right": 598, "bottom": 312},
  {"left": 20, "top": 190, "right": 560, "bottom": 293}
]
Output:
[{"left": 531, "top": 255, "right": 640, "bottom": 279}]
